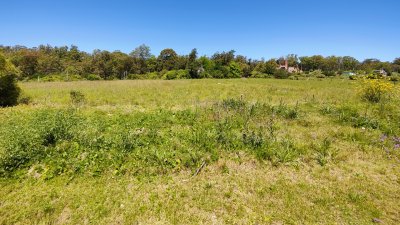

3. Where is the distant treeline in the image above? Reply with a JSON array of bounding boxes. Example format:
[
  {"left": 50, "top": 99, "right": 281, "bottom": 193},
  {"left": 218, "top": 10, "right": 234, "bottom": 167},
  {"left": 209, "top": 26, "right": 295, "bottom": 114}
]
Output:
[{"left": 1, "top": 44, "right": 399, "bottom": 80}]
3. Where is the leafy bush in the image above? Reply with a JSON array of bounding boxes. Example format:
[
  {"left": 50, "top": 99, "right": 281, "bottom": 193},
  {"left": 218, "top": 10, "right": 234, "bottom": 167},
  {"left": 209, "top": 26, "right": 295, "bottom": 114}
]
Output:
[
  {"left": 0, "top": 74, "right": 21, "bottom": 107},
  {"left": 309, "top": 70, "right": 324, "bottom": 78},
  {"left": 273, "top": 69, "right": 289, "bottom": 79},
  {"left": 228, "top": 61, "right": 242, "bottom": 78},
  {"left": 0, "top": 54, "right": 20, "bottom": 107},
  {"left": 40, "top": 75, "right": 64, "bottom": 82},
  {"left": 323, "top": 71, "right": 336, "bottom": 77},
  {"left": 359, "top": 79, "right": 395, "bottom": 103},
  {"left": 86, "top": 74, "right": 102, "bottom": 80},
  {"left": 250, "top": 71, "right": 270, "bottom": 78},
  {"left": 163, "top": 70, "right": 190, "bottom": 80},
  {"left": 389, "top": 73, "right": 399, "bottom": 82}
]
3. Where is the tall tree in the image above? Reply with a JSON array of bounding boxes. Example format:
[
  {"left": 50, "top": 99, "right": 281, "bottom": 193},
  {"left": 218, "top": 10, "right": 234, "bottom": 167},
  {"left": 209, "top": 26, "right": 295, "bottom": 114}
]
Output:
[
  {"left": 130, "top": 44, "right": 152, "bottom": 60},
  {"left": 157, "top": 48, "right": 178, "bottom": 71},
  {"left": 187, "top": 48, "right": 199, "bottom": 78}
]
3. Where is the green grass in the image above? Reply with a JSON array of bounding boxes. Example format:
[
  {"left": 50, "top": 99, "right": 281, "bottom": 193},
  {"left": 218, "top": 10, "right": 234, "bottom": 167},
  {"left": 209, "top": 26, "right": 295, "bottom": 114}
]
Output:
[{"left": 1, "top": 78, "right": 399, "bottom": 224}]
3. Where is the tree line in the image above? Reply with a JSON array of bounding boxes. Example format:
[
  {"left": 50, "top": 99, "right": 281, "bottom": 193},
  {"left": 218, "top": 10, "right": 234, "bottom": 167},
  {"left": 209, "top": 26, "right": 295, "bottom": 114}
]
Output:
[{"left": 1, "top": 44, "right": 399, "bottom": 81}]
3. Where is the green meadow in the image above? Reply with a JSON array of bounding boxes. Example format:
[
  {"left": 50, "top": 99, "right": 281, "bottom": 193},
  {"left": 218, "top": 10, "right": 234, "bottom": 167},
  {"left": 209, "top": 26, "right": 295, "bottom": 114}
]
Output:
[{"left": 1, "top": 78, "right": 399, "bottom": 224}]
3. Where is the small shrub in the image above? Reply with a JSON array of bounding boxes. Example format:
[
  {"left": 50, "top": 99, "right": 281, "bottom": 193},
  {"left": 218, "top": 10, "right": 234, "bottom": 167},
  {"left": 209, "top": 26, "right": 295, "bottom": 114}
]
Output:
[
  {"left": 86, "top": 74, "right": 102, "bottom": 80},
  {"left": 314, "top": 138, "right": 335, "bottom": 166},
  {"left": 70, "top": 90, "right": 86, "bottom": 105},
  {"left": 359, "top": 79, "right": 395, "bottom": 103},
  {"left": 18, "top": 93, "right": 32, "bottom": 105},
  {"left": 41, "top": 75, "right": 64, "bottom": 82},
  {"left": 309, "top": 70, "right": 324, "bottom": 77},
  {"left": 389, "top": 74, "right": 399, "bottom": 82},
  {"left": 273, "top": 69, "right": 289, "bottom": 79},
  {"left": 323, "top": 71, "right": 336, "bottom": 77}
]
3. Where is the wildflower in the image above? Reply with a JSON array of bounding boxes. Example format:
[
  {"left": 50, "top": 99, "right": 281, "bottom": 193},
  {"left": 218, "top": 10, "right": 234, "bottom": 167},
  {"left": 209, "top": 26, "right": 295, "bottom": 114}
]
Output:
[{"left": 394, "top": 144, "right": 400, "bottom": 149}]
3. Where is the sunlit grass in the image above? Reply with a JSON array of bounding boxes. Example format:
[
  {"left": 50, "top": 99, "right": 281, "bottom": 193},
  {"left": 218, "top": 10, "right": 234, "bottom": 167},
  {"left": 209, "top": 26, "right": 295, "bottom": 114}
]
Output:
[{"left": 1, "top": 78, "right": 399, "bottom": 224}]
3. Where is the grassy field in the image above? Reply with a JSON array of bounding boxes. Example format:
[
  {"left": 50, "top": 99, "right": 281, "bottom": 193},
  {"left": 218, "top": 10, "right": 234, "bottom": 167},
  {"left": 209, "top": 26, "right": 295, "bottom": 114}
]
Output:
[{"left": 1, "top": 78, "right": 399, "bottom": 224}]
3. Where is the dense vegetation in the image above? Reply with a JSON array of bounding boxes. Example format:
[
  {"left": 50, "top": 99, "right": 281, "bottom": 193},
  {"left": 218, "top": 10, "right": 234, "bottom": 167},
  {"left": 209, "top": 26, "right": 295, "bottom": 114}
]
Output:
[
  {"left": 0, "top": 53, "right": 20, "bottom": 107},
  {"left": 1, "top": 45, "right": 399, "bottom": 81}
]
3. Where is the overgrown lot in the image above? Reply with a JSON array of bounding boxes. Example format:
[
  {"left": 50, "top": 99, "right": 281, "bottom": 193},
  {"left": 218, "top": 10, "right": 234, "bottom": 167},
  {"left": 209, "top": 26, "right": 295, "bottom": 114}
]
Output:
[{"left": 1, "top": 79, "right": 399, "bottom": 224}]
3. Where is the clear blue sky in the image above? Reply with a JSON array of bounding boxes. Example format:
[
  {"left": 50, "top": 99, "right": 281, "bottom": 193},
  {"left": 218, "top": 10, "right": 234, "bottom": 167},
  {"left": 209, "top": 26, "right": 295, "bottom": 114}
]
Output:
[{"left": 1, "top": 0, "right": 399, "bottom": 61}]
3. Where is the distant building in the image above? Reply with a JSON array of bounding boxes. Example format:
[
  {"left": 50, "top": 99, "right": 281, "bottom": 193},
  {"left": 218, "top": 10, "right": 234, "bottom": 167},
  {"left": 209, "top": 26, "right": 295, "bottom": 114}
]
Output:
[
  {"left": 373, "top": 69, "right": 387, "bottom": 76},
  {"left": 278, "top": 59, "right": 301, "bottom": 73}
]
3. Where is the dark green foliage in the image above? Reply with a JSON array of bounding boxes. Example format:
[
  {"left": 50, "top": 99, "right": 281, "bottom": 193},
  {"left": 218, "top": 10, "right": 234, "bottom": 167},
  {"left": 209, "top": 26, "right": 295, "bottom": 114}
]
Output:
[
  {"left": 70, "top": 90, "right": 85, "bottom": 105},
  {"left": 273, "top": 69, "right": 289, "bottom": 79},
  {"left": 0, "top": 74, "right": 21, "bottom": 107},
  {"left": 323, "top": 71, "right": 336, "bottom": 77},
  {"left": 162, "top": 70, "right": 189, "bottom": 80},
  {"left": 1, "top": 45, "right": 400, "bottom": 81}
]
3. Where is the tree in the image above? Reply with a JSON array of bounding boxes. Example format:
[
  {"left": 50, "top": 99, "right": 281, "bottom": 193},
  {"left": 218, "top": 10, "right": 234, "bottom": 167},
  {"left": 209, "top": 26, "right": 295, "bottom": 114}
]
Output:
[
  {"left": 341, "top": 56, "right": 359, "bottom": 71},
  {"left": 187, "top": 48, "right": 199, "bottom": 78},
  {"left": 254, "top": 59, "right": 277, "bottom": 75},
  {"left": 0, "top": 53, "right": 20, "bottom": 107},
  {"left": 264, "top": 59, "right": 278, "bottom": 74},
  {"left": 286, "top": 54, "right": 299, "bottom": 67},
  {"left": 211, "top": 50, "right": 235, "bottom": 66},
  {"left": 393, "top": 58, "right": 400, "bottom": 66},
  {"left": 323, "top": 56, "right": 340, "bottom": 73},
  {"left": 157, "top": 48, "right": 178, "bottom": 71},
  {"left": 228, "top": 61, "right": 242, "bottom": 78},
  {"left": 112, "top": 51, "right": 133, "bottom": 79},
  {"left": 14, "top": 51, "right": 39, "bottom": 78},
  {"left": 130, "top": 44, "right": 152, "bottom": 60},
  {"left": 300, "top": 55, "right": 324, "bottom": 71},
  {"left": 361, "top": 58, "right": 381, "bottom": 73},
  {"left": 92, "top": 50, "right": 115, "bottom": 79}
]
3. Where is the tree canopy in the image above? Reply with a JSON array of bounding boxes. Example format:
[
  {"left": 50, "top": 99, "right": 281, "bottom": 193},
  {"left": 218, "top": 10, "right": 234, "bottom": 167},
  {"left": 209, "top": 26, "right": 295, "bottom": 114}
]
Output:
[{"left": 0, "top": 45, "right": 398, "bottom": 81}]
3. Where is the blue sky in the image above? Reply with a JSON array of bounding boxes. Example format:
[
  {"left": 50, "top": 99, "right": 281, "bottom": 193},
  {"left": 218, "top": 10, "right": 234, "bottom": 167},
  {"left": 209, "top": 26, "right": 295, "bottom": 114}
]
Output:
[{"left": 1, "top": 0, "right": 399, "bottom": 61}]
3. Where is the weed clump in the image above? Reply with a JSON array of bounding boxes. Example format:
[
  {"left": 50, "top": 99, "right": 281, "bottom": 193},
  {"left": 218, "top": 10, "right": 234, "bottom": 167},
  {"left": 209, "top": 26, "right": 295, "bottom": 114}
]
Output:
[{"left": 70, "top": 90, "right": 86, "bottom": 106}]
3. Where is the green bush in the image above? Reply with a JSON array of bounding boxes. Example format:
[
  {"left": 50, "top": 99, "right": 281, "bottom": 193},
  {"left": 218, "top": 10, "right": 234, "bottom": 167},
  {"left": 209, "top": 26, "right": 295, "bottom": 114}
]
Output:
[
  {"left": 309, "top": 70, "right": 324, "bottom": 77},
  {"left": 389, "top": 73, "right": 399, "bottom": 82},
  {"left": 163, "top": 70, "right": 190, "bottom": 80},
  {"left": 0, "top": 54, "right": 20, "bottom": 107},
  {"left": 0, "top": 74, "right": 21, "bottom": 107},
  {"left": 70, "top": 90, "right": 86, "bottom": 105},
  {"left": 273, "top": 69, "right": 289, "bottom": 79},
  {"left": 324, "top": 71, "right": 336, "bottom": 77},
  {"left": 86, "top": 74, "right": 102, "bottom": 80}
]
